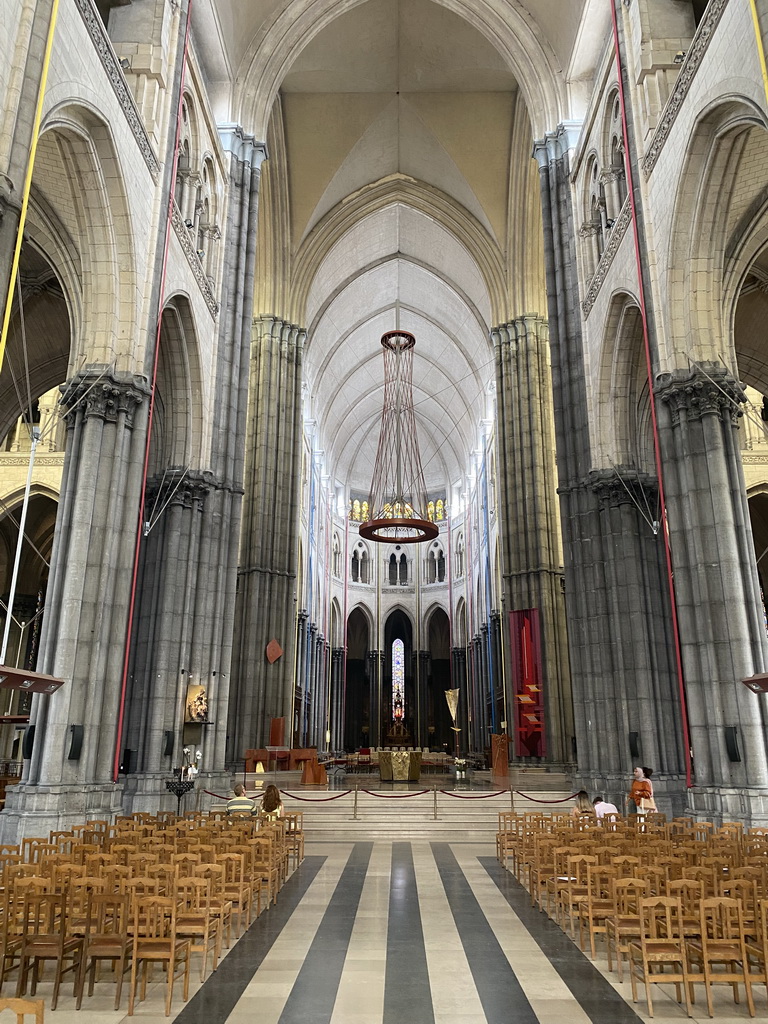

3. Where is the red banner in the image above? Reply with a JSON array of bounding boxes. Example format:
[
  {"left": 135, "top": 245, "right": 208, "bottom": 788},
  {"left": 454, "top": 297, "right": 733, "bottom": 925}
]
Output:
[{"left": 509, "top": 610, "right": 546, "bottom": 758}]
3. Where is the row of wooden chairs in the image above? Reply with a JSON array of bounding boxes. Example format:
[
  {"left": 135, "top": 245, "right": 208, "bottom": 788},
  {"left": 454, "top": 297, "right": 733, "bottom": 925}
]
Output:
[
  {"left": 498, "top": 811, "right": 768, "bottom": 1018},
  {"left": 0, "top": 809, "right": 305, "bottom": 1016}
]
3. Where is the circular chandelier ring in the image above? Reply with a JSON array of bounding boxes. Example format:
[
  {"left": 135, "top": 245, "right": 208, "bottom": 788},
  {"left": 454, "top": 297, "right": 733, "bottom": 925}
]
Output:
[{"left": 358, "top": 517, "right": 439, "bottom": 544}]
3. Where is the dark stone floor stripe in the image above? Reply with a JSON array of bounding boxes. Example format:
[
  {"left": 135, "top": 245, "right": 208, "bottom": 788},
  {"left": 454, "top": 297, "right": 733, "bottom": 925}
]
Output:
[
  {"left": 383, "top": 842, "right": 435, "bottom": 1024},
  {"left": 481, "top": 857, "right": 644, "bottom": 1024},
  {"left": 173, "top": 855, "right": 325, "bottom": 1024},
  {"left": 432, "top": 843, "right": 538, "bottom": 1024},
  {"left": 278, "top": 842, "right": 373, "bottom": 1024}
]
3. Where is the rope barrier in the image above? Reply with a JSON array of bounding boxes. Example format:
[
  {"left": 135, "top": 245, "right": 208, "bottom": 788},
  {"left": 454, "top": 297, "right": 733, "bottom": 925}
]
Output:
[
  {"left": 515, "top": 791, "right": 578, "bottom": 804},
  {"left": 280, "top": 790, "right": 352, "bottom": 802},
  {"left": 361, "top": 789, "right": 430, "bottom": 798},
  {"left": 439, "top": 790, "right": 509, "bottom": 799},
  {"left": 202, "top": 789, "right": 230, "bottom": 800}
]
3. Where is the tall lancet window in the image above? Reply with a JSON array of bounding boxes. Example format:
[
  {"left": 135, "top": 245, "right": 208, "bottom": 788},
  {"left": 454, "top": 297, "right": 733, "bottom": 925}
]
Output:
[{"left": 392, "top": 639, "right": 405, "bottom": 722}]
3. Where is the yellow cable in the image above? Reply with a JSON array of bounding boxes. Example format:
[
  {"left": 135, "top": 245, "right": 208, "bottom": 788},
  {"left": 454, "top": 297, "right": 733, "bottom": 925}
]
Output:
[
  {"left": 0, "top": 0, "right": 61, "bottom": 375},
  {"left": 750, "top": 0, "right": 768, "bottom": 107}
]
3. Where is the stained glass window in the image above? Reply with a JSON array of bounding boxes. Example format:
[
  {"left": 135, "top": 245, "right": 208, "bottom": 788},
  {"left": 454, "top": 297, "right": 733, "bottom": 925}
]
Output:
[{"left": 392, "top": 639, "right": 404, "bottom": 722}]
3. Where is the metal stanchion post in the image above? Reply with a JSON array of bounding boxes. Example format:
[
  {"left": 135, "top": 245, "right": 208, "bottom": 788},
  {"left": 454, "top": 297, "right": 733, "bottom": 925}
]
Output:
[
  {"left": 433, "top": 781, "right": 438, "bottom": 820},
  {"left": 353, "top": 779, "right": 358, "bottom": 820}
]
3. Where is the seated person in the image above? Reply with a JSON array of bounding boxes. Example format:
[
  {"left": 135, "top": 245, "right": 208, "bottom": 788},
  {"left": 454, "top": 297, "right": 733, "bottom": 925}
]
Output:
[
  {"left": 226, "top": 783, "right": 256, "bottom": 815},
  {"left": 592, "top": 795, "right": 620, "bottom": 819},
  {"left": 571, "top": 789, "right": 596, "bottom": 819},
  {"left": 259, "top": 783, "right": 284, "bottom": 821}
]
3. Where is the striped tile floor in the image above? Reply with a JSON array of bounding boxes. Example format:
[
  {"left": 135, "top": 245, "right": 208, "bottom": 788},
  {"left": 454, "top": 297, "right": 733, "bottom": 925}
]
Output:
[{"left": 41, "top": 841, "right": 763, "bottom": 1024}]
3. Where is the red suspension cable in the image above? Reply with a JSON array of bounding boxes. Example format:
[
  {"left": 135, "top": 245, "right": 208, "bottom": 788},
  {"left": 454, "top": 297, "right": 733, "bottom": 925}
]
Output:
[
  {"left": 609, "top": 0, "right": 692, "bottom": 787},
  {"left": 113, "top": 0, "right": 194, "bottom": 781}
]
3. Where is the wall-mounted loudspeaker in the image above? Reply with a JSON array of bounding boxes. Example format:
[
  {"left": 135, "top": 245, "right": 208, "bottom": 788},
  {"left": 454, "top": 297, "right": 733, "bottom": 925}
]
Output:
[
  {"left": 163, "top": 730, "right": 174, "bottom": 757},
  {"left": 68, "top": 724, "right": 84, "bottom": 761},
  {"left": 629, "top": 731, "right": 640, "bottom": 758},
  {"left": 724, "top": 726, "right": 741, "bottom": 763},
  {"left": 22, "top": 725, "right": 35, "bottom": 759}
]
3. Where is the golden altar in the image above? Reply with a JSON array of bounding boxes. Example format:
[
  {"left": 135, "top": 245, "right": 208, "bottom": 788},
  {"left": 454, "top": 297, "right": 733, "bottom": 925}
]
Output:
[{"left": 378, "top": 750, "right": 422, "bottom": 781}]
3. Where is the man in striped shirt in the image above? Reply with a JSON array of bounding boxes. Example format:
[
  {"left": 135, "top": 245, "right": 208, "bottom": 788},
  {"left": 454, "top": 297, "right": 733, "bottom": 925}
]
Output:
[{"left": 226, "top": 783, "right": 256, "bottom": 815}]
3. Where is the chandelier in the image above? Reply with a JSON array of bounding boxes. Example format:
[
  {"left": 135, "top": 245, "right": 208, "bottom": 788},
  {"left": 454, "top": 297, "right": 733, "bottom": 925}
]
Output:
[{"left": 359, "top": 330, "right": 438, "bottom": 544}]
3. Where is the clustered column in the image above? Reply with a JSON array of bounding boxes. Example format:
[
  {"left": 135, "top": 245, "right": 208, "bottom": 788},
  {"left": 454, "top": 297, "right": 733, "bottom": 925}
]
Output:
[
  {"left": 657, "top": 365, "right": 768, "bottom": 821},
  {"left": 230, "top": 317, "right": 304, "bottom": 757},
  {"left": 493, "top": 315, "right": 573, "bottom": 762},
  {"left": 3, "top": 369, "right": 149, "bottom": 839}
]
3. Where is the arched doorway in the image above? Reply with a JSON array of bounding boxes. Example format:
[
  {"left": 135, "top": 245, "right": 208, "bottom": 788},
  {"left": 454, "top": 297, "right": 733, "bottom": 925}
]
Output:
[
  {"left": 426, "top": 607, "right": 452, "bottom": 751},
  {"left": 344, "top": 608, "right": 369, "bottom": 750}
]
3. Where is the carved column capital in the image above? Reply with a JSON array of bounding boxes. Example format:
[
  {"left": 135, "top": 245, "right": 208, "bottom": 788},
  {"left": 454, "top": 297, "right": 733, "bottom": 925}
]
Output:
[
  {"left": 655, "top": 365, "right": 745, "bottom": 425},
  {"left": 60, "top": 367, "right": 150, "bottom": 427},
  {"left": 589, "top": 467, "right": 659, "bottom": 510}
]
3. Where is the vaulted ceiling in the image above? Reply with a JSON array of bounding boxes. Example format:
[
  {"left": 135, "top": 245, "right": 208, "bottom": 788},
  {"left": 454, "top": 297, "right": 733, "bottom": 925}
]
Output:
[{"left": 193, "top": 0, "right": 597, "bottom": 497}]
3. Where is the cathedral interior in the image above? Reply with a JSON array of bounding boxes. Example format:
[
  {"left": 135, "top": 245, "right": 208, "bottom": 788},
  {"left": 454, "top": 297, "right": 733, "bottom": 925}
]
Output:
[
  {"left": 1, "top": 0, "right": 768, "bottom": 835},
  {"left": 4, "top": 2, "right": 768, "bottom": 1022}
]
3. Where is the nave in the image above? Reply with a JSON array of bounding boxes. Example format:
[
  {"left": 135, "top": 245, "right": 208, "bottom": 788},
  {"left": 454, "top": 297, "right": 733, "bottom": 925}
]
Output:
[{"left": 45, "top": 837, "right": 758, "bottom": 1024}]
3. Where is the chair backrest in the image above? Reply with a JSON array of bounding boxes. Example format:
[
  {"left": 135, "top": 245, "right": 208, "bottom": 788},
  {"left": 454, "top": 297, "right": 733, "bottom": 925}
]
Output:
[
  {"left": 0, "top": 997, "right": 45, "bottom": 1022},
  {"left": 131, "top": 895, "right": 179, "bottom": 942},
  {"left": 667, "top": 877, "right": 704, "bottom": 913},
  {"left": 84, "top": 891, "right": 129, "bottom": 938},
  {"left": 612, "top": 877, "right": 649, "bottom": 915},
  {"left": 699, "top": 896, "right": 745, "bottom": 942},
  {"left": 639, "top": 896, "right": 684, "bottom": 941}
]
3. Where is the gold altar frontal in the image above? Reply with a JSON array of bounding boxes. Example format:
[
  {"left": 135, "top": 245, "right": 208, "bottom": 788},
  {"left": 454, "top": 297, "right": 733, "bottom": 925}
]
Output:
[{"left": 378, "top": 750, "right": 422, "bottom": 781}]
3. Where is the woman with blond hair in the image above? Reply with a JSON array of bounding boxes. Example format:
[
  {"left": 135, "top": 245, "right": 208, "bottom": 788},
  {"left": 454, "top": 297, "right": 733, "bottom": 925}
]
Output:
[{"left": 571, "top": 789, "right": 595, "bottom": 819}]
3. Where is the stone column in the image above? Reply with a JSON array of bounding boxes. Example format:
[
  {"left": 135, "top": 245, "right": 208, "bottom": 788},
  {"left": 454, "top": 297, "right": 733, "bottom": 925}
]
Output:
[
  {"left": 120, "top": 471, "right": 211, "bottom": 812},
  {"left": 586, "top": 469, "right": 686, "bottom": 814},
  {"left": 450, "top": 646, "right": 469, "bottom": 750},
  {"left": 367, "top": 650, "right": 380, "bottom": 748},
  {"left": 330, "top": 647, "right": 344, "bottom": 751},
  {"left": 657, "top": 365, "right": 768, "bottom": 823},
  {"left": 2, "top": 369, "right": 149, "bottom": 840},
  {"left": 230, "top": 317, "right": 304, "bottom": 756},
  {"left": 418, "top": 650, "right": 430, "bottom": 749},
  {"left": 493, "top": 316, "right": 573, "bottom": 761}
]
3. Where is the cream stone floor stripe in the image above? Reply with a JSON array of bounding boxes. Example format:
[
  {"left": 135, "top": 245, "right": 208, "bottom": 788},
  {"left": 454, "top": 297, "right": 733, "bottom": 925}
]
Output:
[
  {"left": 224, "top": 844, "right": 352, "bottom": 1024},
  {"left": 328, "top": 841, "right": 391, "bottom": 1024},
  {"left": 451, "top": 845, "right": 594, "bottom": 1024},
  {"left": 411, "top": 841, "right": 487, "bottom": 1024}
]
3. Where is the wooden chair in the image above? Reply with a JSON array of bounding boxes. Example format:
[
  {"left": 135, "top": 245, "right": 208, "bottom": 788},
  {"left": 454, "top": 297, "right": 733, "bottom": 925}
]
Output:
[
  {"left": 175, "top": 876, "right": 220, "bottom": 981},
  {"left": 76, "top": 892, "right": 131, "bottom": 1010},
  {"left": 15, "top": 893, "right": 84, "bottom": 1010},
  {"left": 628, "top": 896, "right": 693, "bottom": 1018},
  {"left": 555, "top": 854, "right": 596, "bottom": 934},
  {"left": 605, "top": 877, "right": 649, "bottom": 981},
  {"left": 127, "top": 896, "right": 191, "bottom": 1017},
  {"left": 0, "top": 887, "right": 23, "bottom": 995},
  {"left": 283, "top": 813, "right": 305, "bottom": 870},
  {"left": 686, "top": 896, "right": 755, "bottom": 1018},
  {"left": 745, "top": 898, "right": 768, "bottom": 1008},
  {"left": 191, "top": 864, "right": 233, "bottom": 950},
  {"left": 217, "top": 854, "right": 253, "bottom": 936},
  {"left": 576, "top": 864, "right": 617, "bottom": 959},
  {"left": 0, "top": 998, "right": 44, "bottom": 1023}
]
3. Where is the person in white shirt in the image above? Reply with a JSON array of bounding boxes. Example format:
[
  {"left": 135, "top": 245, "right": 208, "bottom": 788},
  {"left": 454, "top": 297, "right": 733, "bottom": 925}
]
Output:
[{"left": 592, "top": 795, "right": 619, "bottom": 819}]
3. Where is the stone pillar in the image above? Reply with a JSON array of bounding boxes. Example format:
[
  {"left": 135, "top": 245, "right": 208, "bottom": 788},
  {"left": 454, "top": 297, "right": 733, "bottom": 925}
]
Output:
[
  {"left": 450, "top": 646, "right": 468, "bottom": 751},
  {"left": 330, "top": 647, "right": 344, "bottom": 751},
  {"left": 418, "top": 650, "right": 430, "bottom": 749},
  {"left": 2, "top": 369, "right": 149, "bottom": 840},
  {"left": 657, "top": 365, "right": 768, "bottom": 823},
  {"left": 586, "top": 469, "right": 686, "bottom": 814},
  {"left": 230, "top": 317, "right": 304, "bottom": 756},
  {"left": 492, "top": 316, "right": 573, "bottom": 761},
  {"left": 367, "top": 650, "right": 380, "bottom": 748},
  {"left": 120, "top": 471, "right": 212, "bottom": 812}
]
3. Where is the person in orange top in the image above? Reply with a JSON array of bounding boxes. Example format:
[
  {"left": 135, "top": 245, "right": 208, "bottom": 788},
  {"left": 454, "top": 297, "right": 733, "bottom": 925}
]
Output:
[{"left": 627, "top": 765, "right": 656, "bottom": 813}]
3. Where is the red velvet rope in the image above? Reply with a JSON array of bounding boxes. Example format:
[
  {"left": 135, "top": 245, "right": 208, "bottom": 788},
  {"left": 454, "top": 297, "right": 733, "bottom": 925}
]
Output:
[
  {"left": 515, "top": 791, "right": 578, "bottom": 804},
  {"left": 203, "top": 789, "right": 231, "bottom": 800},
  {"left": 439, "top": 790, "right": 509, "bottom": 799},
  {"left": 361, "top": 789, "right": 430, "bottom": 798},
  {"left": 279, "top": 790, "right": 352, "bottom": 802}
]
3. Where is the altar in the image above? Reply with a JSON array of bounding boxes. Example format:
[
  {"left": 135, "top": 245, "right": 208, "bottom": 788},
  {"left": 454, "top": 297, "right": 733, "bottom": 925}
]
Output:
[{"left": 379, "top": 750, "right": 422, "bottom": 781}]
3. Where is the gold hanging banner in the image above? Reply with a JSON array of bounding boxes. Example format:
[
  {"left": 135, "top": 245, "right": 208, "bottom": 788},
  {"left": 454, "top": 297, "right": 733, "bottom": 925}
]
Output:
[{"left": 445, "top": 688, "right": 459, "bottom": 724}]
